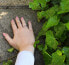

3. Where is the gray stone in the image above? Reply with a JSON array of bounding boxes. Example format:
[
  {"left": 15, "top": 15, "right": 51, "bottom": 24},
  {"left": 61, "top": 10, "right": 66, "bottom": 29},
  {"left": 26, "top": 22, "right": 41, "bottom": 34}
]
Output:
[
  {"left": 0, "top": 7, "right": 43, "bottom": 65},
  {"left": 0, "top": 0, "right": 33, "bottom": 6}
]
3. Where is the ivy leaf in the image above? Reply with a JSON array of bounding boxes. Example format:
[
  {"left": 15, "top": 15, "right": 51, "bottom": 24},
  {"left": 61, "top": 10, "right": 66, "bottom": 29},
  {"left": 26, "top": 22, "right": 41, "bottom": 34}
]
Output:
[
  {"left": 46, "top": 30, "right": 58, "bottom": 49},
  {"left": 58, "top": 0, "right": 69, "bottom": 14},
  {"left": 43, "top": 15, "right": 59, "bottom": 31},
  {"left": 34, "top": 40, "right": 40, "bottom": 48},
  {"left": 36, "top": 15, "right": 59, "bottom": 40},
  {"left": 8, "top": 48, "right": 14, "bottom": 53},
  {"left": 54, "top": 22, "right": 67, "bottom": 42},
  {"left": 43, "top": 44, "right": 48, "bottom": 52},
  {"left": 29, "top": 0, "right": 47, "bottom": 10},
  {"left": 43, "top": 51, "right": 52, "bottom": 65},
  {"left": 59, "top": 32, "right": 67, "bottom": 42},
  {"left": 37, "top": 5, "right": 59, "bottom": 20},
  {"left": 37, "top": 44, "right": 44, "bottom": 51},
  {"left": 37, "top": 11, "right": 46, "bottom": 20},
  {"left": 51, "top": 50, "right": 66, "bottom": 65},
  {"left": 65, "top": 22, "right": 69, "bottom": 30},
  {"left": 3, "top": 60, "right": 13, "bottom": 65},
  {"left": 29, "top": 2, "right": 41, "bottom": 10},
  {"left": 37, "top": 0, "right": 47, "bottom": 8},
  {"left": 62, "top": 47, "right": 69, "bottom": 64},
  {"left": 54, "top": 22, "right": 66, "bottom": 38}
]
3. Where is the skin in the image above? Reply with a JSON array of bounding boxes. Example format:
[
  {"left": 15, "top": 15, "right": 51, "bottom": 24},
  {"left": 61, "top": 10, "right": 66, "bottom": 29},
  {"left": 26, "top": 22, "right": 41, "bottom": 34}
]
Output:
[{"left": 3, "top": 16, "right": 35, "bottom": 53}]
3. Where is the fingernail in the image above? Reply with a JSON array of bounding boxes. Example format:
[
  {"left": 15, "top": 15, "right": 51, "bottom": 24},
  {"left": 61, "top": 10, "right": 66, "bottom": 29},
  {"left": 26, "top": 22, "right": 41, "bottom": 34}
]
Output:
[
  {"left": 21, "top": 17, "right": 23, "bottom": 20},
  {"left": 3, "top": 33, "right": 6, "bottom": 36},
  {"left": 11, "top": 19, "right": 14, "bottom": 22},
  {"left": 28, "top": 21, "right": 31, "bottom": 23},
  {"left": 16, "top": 16, "right": 19, "bottom": 19}
]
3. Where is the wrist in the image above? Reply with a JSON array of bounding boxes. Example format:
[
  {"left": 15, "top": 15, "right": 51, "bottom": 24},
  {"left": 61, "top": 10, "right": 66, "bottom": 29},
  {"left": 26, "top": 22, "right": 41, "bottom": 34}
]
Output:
[{"left": 19, "top": 45, "right": 34, "bottom": 54}]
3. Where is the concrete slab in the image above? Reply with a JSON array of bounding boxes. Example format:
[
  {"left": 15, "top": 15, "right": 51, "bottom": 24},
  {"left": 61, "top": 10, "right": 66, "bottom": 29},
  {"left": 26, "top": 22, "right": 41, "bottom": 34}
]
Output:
[
  {"left": 0, "top": 8, "right": 43, "bottom": 65},
  {"left": 0, "top": 0, "right": 33, "bottom": 6}
]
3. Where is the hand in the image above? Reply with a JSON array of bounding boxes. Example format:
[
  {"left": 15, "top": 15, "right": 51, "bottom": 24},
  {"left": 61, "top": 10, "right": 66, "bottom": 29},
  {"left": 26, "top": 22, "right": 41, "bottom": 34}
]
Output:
[{"left": 3, "top": 16, "right": 35, "bottom": 53}]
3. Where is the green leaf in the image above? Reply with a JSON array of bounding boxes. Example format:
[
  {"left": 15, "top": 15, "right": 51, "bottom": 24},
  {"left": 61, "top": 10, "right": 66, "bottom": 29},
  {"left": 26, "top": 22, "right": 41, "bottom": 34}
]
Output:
[
  {"left": 65, "top": 22, "right": 69, "bottom": 30},
  {"left": 54, "top": 22, "right": 66, "bottom": 38},
  {"left": 37, "top": 5, "right": 59, "bottom": 20},
  {"left": 36, "top": 15, "right": 59, "bottom": 40},
  {"left": 62, "top": 47, "right": 69, "bottom": 64},
  {"left": 43, "top": 51, "right": 52, "bottom": 65},
  {"left": 38, "top": 0, "right": 47, "bottom": 8},
  {"left": 51, "top": 50, "right": 66, "bottom": 65},
  {"left": 29, "top": 2, "right": 41, "bottom": 10},
  {"left": 37, "top": 11, "right": 46, "bottom": 20},
  {"left": 8, "top": 48, "right": 14, "bottom": 53},
  {"left": 58, "top": 0, "right": 69, "bottom": 14},
  {"left": 54, "top": 22, "right": 67, "bottom": 42},
  {"left": 46, "top": 30, "right": 58, "bottom": 49},
  {"left": 3, "top": 60, "right": 13, "bottom": 65},
  {"left": 34, "top": 40, "right": 40, "bottom": 48},
  {"left": 59, "top": 32, "right": 67, "bottom": 42},
  {"left": 29, "top": 0, "right": 48, "bottom": 10},
  {"left": 43, "top": 44, "right": 48, "bottom": 52},
  {"left": 37, "top": 44, "right": 44, "bottom": 51},
  {"left": 43, "top": 15, "right": 59, "bottom": 31}
]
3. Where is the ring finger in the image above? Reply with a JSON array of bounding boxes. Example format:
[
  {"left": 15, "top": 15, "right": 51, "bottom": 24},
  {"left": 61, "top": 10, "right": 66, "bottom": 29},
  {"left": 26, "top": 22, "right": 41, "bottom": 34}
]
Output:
[{"left": 21, "top": 17, "right": 27, "bottom": 27}]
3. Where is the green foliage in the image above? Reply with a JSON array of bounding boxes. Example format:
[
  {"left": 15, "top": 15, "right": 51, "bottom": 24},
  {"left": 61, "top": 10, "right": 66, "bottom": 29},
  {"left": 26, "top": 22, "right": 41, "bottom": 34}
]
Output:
[
  {"left": 37, "top": 44, "right": 44, "bottom": 51},
  {"left": 54, "top": 22, "right": 66, "bottom": 38},
  {"left": 43, "top": 51, "right": 52, "bottom": 65},
  {"left": 61, "top": 14, "right": 69, "bottom": 23},
  {"left": 34, "top": 40, "right": 40, "bottom": 47},
  {"left": 43, "top": 15, "right": 59, "bottom": 31},
  {"left": 46, "top": 30, "right": 58, "bottom": 50},
  {"left": 65, "top": 22, "right": 69, "bottom": 30},
  {"left": 3, "top": 60, "right": 13, "bottom": 65},
  {"left": 54, "top": 22, "right": 67, "bottom": 42},
  {"left": 8, "top": 48, "right": 14, "bottom": 53},
  {"left": 37, "top": 5, "right": 59, "bottom": 20},
  {"left": 62, "top": 47, "right": 69, "bottom": 64},
  {"left": 51, "top": 50, "right": 65, "bottom": 65},
  {"left": 58, "top": 0, "right": 69, "bottom": 14},
  {"left": 36, "top": 15, "right": 59, "bottom": 39},
  {"left": 29, "top": 0, "right": 50, "bottom": 10},
  {"left": 29, "top": 0, "right": 69, "bottom": 65}
]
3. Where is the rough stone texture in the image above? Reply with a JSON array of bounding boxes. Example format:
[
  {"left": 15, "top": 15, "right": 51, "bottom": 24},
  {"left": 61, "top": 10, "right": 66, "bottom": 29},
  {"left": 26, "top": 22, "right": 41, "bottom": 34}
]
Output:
[
  {"left": 0, "top": 0, "right": 33, "bottom": 6},
  {"left": 0, "top": 7, "right": 44, "bottom": 65}
]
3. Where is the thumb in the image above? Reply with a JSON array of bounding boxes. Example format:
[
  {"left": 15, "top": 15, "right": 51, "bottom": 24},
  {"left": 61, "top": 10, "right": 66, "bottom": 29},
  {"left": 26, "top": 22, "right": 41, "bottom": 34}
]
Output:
[{"left": 3, "top": 33, "right": 13, "bottom": 46}]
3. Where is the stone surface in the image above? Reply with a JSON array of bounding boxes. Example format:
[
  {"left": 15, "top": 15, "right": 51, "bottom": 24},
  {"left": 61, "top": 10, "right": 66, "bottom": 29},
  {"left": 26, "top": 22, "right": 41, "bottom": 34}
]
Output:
[
  {"left": 0, "top": 0, "right": 33, "bottom": 6},
  {"left": 0, "top": 7, "right": 44, "bottom": 65}
]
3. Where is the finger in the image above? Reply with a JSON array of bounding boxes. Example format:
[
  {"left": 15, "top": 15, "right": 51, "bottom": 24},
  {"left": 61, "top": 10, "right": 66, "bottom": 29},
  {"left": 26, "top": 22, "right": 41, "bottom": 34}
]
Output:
[
  {"left": 11, "top": 19, "right": 17, "bottom": 34},
  {"left": 21, "top": 17, "right": 27, "bottom": 27},
  {"left": 3, "top": 33, "right": 13, "bottom": 45},
  {"left": 28, "top": 21, "right": 33, "bottom": 31},
  {"left": 3, "top": 33, "right": 18, "bottom": 50},
  {"left": 15, "top": 16, "right": 22, "bottom": 28}
]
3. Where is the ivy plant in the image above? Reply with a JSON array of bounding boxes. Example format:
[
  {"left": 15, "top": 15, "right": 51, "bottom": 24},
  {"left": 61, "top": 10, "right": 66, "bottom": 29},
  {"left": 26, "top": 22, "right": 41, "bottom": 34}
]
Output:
[{"left": 29, "top": 0, "right": 69, "bottom": 65}]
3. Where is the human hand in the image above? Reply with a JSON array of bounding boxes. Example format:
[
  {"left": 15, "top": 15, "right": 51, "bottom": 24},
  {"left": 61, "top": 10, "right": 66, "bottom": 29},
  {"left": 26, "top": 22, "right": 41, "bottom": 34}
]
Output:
[{"left": 3, "top": 16, "right": 35, "bottom": 53}]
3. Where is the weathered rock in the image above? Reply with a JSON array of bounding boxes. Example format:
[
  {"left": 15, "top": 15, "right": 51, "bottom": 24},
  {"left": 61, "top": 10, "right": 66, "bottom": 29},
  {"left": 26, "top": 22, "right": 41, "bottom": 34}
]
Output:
[
  {"left": 0, "top": 0, "right": 33, "bottom": 6},
  {"left": 0, "top": 7, "right": 44, "bottom": 65}
]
